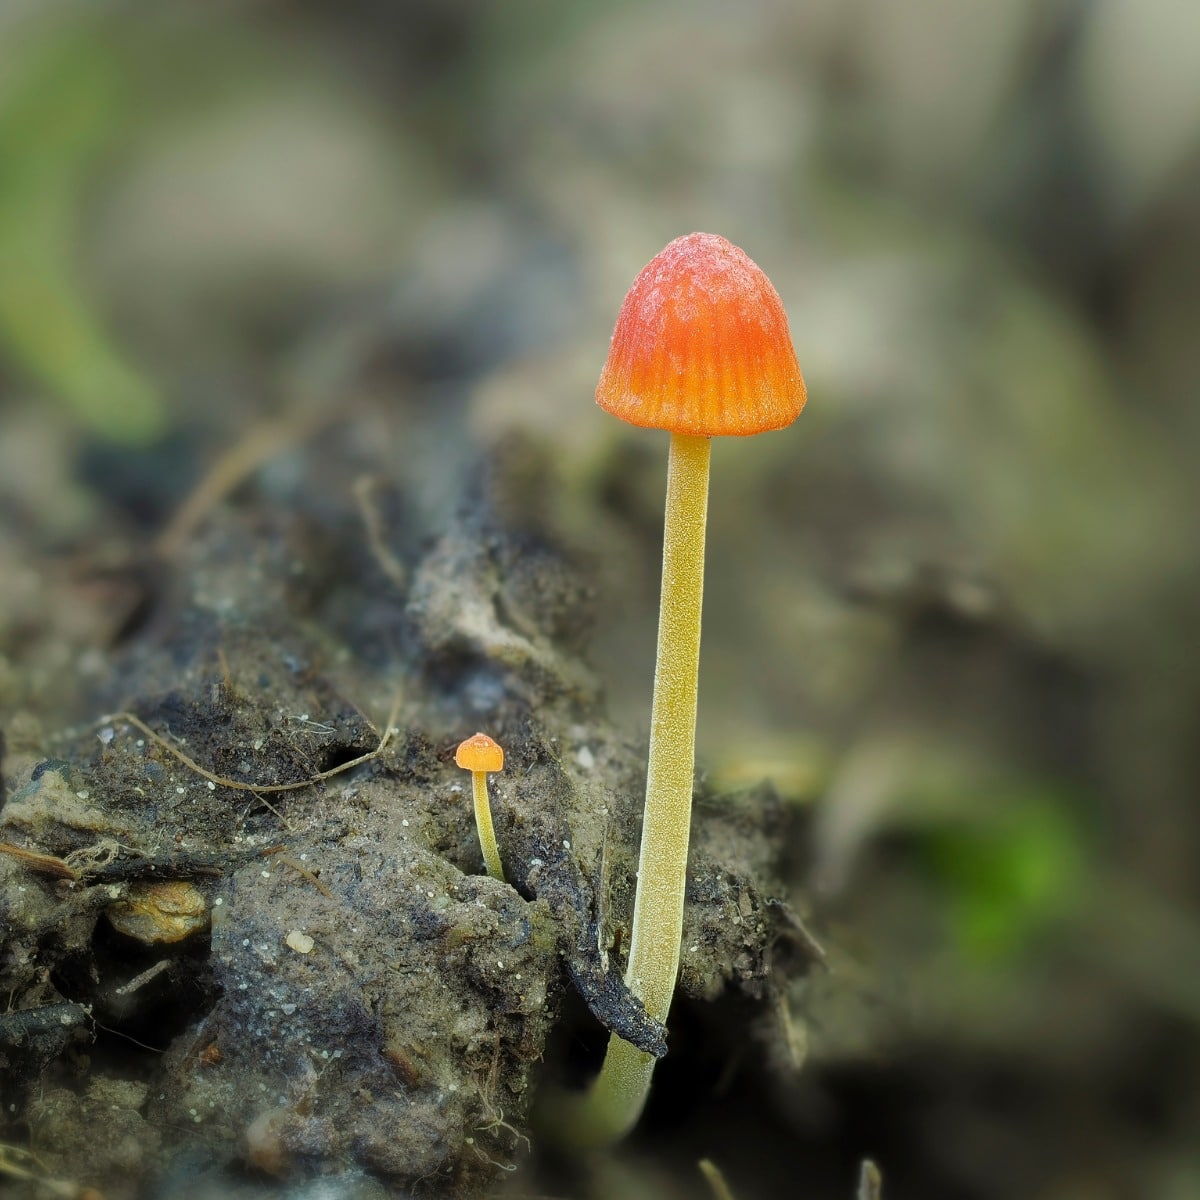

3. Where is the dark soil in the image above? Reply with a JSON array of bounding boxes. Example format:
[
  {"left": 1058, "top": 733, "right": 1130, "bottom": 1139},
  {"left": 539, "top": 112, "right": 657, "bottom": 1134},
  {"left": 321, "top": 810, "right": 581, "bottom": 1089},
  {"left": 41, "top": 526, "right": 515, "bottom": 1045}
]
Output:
[{"left": 0, "top": 409, "right": 819, "bottom": 1198}]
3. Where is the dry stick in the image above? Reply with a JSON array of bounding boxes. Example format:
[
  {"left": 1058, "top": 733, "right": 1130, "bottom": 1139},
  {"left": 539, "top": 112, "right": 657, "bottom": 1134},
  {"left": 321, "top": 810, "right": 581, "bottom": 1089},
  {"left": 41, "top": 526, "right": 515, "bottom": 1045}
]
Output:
[
  {"left": 0, "top": 1003, "right": 90, "bottom": 1045},
  {"left": 216, "top": 646, "right": 235, "bottom": 697},
  {"left": 244, "top": 789, "right": 292, "bottom": 831},
  {"left": 699, "top": 1159, "right": 738, "bottom": 1200},
  {"left": 0, "top": 1144, "right": 71, "bottom": 1192},
  {"left": 112, "top": 959, "right": 172, "bottom": 998},
  {"left": 153, "top": 410, "right": 333, "bottom": 561},
  {"left": 775, "top": 991, "right": 809, "bottom": 1072},
  {"left": 6, "top": 700, "right": 401, "bottom": 882},
  {"left": 274, "top": 854, "right": 334, "bottom": 899},
  {"left": 104, "top": 698, "right": 401, "bottom": 795},
  {"left": 0, "top": 843, "right": 79, "bottom": 880},
  {"left": 354, "top": 474, "right": 408, "bottom": 590},
  {"left": 857, "top": 1160, "right": 884, "bottom": 1200}
]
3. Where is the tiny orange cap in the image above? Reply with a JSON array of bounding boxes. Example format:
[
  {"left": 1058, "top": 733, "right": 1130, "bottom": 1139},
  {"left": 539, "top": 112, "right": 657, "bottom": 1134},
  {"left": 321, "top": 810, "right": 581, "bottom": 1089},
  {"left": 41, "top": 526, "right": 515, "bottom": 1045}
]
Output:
[
  {"left": 455, "top": 732, "right": 504, "bottom": 773},
  {"left": 596, "top": 232, "right": 805, "bottom": 438}
]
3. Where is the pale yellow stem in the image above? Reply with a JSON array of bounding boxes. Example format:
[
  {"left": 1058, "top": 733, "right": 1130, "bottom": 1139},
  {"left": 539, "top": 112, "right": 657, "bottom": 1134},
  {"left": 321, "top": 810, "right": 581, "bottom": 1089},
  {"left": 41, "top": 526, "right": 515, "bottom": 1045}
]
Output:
[
  {"left": 472, "top": 771, "right": 505, "bottom": 882},
  {"left": 563, "top": 431, "right": 711, "bottom": 1145}
]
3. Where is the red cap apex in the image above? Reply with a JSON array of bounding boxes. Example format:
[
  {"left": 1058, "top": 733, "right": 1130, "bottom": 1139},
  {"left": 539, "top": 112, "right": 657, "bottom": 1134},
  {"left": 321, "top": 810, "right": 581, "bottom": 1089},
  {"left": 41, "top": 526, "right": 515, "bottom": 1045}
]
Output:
[
  {"left": 596, "top": 232, "right": 806, "bottom": 438},
  {"left": 455, "top": 733, "right": 504, "bottom": 773}
]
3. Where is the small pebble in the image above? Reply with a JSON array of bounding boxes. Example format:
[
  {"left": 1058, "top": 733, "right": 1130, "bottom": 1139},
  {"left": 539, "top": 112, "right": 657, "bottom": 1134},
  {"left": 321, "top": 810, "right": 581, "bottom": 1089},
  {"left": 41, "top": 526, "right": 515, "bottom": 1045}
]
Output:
[{"left": 285, "top": 931, "right": 314, "bottom": 954}]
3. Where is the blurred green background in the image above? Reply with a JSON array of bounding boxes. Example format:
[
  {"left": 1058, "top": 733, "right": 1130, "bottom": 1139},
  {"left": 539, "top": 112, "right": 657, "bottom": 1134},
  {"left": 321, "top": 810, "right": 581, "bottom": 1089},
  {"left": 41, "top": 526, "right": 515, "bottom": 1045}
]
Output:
[{"left": 1, "top": 2, "right": 1199, "bottom": 1198}]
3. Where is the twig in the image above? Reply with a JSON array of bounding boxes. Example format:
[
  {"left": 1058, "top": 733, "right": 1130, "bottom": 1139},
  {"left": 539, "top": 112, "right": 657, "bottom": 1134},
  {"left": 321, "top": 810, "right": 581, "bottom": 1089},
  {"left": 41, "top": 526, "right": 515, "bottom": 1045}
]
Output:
[
  {"left": 775, "top": 990, "right": 808, "bottom": 1072},
  {"left": 0, "top": 843, "right": 79, "bottom": 881},
  {"left": 857, "top": 1159, "right": 883, "bottom": 1200},
  {"left": 699, "top": 1158, "right": 738, "bottom": 1200},
  {"left": 274, "top": 854, "right": 334, "bottom": 899},
  {"left": 0, "top": 1002, "right": 91, "bottom": 1046},
  {"left": 0, "top": 1142, "right": 94, "bottom": 1197},
  {"left": 153, "top": 411, "right": 333, "bottom": 561},
  {"left": 354, "top": 474, "right": 408, "bottom": 591},
  {"left": 103, "top": 698, "right": 400, "bottom": 795},
  {"left": 112, "top": 959, "right": 172, "bottom": 998}
]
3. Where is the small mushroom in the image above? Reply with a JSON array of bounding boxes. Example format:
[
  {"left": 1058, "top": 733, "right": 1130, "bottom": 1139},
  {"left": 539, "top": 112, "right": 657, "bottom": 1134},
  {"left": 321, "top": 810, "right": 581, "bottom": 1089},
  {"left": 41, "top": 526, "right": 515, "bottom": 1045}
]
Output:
[
  {"left": 570, "top": 232, "right": 806, "bottom": 1144},
  {"left": 454, "top": 732, "right": 506, "bottom": 882}
]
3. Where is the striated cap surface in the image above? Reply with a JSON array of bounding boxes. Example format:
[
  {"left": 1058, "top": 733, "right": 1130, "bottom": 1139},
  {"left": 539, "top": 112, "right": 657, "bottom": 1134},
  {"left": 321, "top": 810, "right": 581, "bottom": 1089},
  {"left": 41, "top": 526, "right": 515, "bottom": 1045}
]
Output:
[
  {"left": 455, "top": 732, "right": 504, "bottom": 772},
  {"left": 596, "top": 232, "right": 806, "bottom": 437}
]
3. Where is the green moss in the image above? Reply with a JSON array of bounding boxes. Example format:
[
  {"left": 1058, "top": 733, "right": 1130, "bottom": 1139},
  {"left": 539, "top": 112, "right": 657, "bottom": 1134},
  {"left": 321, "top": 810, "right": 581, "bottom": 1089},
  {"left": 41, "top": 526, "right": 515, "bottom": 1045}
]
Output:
[
  {"left": 0, "top": 25, "right": 162, "bottom": 443},
  {"left": 922, "top": 790, "right": 1088, "bottom": 964}
]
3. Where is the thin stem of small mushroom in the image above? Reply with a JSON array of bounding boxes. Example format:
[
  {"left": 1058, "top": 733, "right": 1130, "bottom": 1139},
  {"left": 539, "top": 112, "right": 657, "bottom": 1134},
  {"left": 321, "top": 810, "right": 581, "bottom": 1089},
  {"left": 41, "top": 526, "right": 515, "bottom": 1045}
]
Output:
[
  {"left": 472, "top": 771, "right": 506, "bottom": 882},
  {"left": 567, "top": 431, "right": 711, "bottom": 1145}
]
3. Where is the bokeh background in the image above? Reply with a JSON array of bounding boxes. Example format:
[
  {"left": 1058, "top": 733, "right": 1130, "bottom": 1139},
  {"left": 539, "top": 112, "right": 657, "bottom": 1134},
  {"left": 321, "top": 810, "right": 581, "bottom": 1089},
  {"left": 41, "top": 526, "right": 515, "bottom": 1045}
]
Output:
[{"left": 2, "top": 2, "right": 1199, "bottom": 1198}]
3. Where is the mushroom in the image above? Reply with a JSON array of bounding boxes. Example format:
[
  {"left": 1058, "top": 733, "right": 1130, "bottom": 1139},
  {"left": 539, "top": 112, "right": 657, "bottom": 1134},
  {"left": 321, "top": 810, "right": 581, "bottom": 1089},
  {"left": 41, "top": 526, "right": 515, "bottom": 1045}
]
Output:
[
  {"left": 572, "top": 232, "right": 806, "bottom": 1144},
  {"left": 454, "top": 732, "right": 506, "bottom": 882}
]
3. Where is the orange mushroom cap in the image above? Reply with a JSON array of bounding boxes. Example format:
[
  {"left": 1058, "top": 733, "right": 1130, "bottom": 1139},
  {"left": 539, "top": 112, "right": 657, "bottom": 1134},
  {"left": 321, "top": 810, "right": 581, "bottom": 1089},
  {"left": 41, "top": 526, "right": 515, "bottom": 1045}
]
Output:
[
  {"left": 455, "top": 732, "right": 504, "bottom": 773},
  {"left": 596, "top": 232, "right": 806, "bottom": 438}
]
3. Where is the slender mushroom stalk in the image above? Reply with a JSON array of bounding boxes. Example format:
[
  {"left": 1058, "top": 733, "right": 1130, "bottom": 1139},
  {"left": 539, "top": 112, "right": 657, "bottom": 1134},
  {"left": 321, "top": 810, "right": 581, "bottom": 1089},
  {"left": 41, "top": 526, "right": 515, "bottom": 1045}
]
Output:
[
  {"left": 455, "top": 733, "right": 506, "bottom": 882},
  {"left": 568, "top": 233, "right": 806, "bottom": 1145}
]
